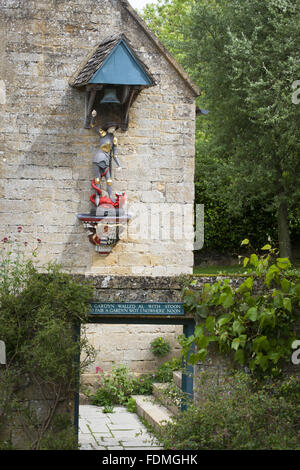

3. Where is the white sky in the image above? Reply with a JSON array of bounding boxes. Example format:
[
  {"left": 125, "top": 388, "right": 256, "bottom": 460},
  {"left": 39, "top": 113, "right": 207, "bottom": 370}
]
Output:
[{"left": 128, "top": 0, "right": 158, "bottom": 11}]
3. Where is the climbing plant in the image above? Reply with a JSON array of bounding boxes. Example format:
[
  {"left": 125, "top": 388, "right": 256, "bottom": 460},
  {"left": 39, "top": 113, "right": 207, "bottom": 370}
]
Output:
[
  {"left": 180, "top": 241, "right": 300, "bottom": 375},
  {"left": 0, "top": 232, "right": 95, "bottom": 449}
]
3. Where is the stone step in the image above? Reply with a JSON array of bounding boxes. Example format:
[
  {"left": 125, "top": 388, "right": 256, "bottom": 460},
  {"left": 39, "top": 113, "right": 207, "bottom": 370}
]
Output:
[
  {"left": 173, "top": 370, "right": 181, "bottom": 388},
  {"left": 79, "top": 393, "right": 90, "bottom": 405},
  {"left": 152, "top": 383, "right": 181, "bottom": 416},
  {"left": 131, "top": 395, "right": 174, "bottom": 432}
]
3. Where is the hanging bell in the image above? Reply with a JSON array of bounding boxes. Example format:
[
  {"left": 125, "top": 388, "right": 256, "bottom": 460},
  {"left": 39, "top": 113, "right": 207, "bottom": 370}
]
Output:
[{"left": 100, "top": 87, "right": 120, "bottom": 104}]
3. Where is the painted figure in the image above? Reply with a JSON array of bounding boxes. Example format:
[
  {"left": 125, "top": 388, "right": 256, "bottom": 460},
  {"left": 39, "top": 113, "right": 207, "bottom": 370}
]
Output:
[{"left": 90, "top": 109, "right": 122, "bottom": 203}]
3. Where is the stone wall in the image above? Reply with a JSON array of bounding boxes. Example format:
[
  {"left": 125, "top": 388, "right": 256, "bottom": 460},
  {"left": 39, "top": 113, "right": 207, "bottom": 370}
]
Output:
[
  {"left": 83, "top": 323, "right": 183, "bottom": 374},
  {"left": 0, "top": 375, "right": 74, "bottom": 449},
  {"left": 0, "top": 0, "right": 197, "bottom": 276},
  {"left": 0, "top": 0, "right": 197, "bottom": 449}
]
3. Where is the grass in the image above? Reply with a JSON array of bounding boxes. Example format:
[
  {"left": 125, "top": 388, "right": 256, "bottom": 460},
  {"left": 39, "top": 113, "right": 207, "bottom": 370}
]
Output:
[
  {"left": 193, "top": 259, "right": 300, "bottom": 275},
  {"left": 193, "top": 265, "right": 247, "bottom": 275}
]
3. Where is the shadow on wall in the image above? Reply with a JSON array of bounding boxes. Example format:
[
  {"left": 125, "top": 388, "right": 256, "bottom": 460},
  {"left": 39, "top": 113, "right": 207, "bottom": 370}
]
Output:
[
  {"left": 11, "top": 85, "right": 99, "bottom": 273},
  {"left": 11, "top": 84, "right": 149, "bottom": 274}
]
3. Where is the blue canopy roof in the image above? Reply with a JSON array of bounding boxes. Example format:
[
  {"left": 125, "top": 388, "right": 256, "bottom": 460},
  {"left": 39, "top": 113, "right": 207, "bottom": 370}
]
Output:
[{"left": 88, "top": 39, "right": 153, "bottom": 86}]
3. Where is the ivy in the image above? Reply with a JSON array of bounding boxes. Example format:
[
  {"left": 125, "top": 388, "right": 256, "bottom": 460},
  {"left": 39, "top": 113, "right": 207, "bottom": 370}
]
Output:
[{"left": 181, "top": 242, "right": 300, "bottom": 375}]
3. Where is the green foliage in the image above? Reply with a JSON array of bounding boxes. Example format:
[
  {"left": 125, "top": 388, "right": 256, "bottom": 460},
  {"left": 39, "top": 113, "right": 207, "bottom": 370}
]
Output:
[
  {"left": 160, "top": 382, "right": 187, "bottom": 409},
  {"left": 91, "top": 358, "right": 182, "bottom": 410},
  {"left": 181, "top": 243, "right": 300, "bottom": 375},
  {"left": 102, "top": 404, "right": 114, "bottom": 414},
  {"left": 195, "top": 182, "right": 278, "bottom": 253},
  {"left": 134, "top": 358, "right": 182, "bottom": 391},
  {"left": 126, "top": 398, "right": 137, "bottom": 413},
  {"left": 39, "top": 414, "right": 78, "bottom": 450},
  {"left": 190, "top": 0, "right": 300, "bottom": 256},
  {"left": 92, "top": 364, "right": 139, "bottom": 408},
  {"left": 154, "top": 357, "right": 181, "bottom": 382},
  {"left": 142, "top": 0, "right": 193, "bottom": 67},
  {"left": 133, "top": 373, "right": 155, "bottom": 395},
  {"left": 158, "top": 371, "right": 300, "bottom": 450},
  {"left": 143, "top": 0, "right": 300, "bottom": 257},
  {"left": 0, "top": 234, "right": 95, "bottom": 449},
  {"left": 150, "top": 336, "right": 172, "bottom": 357}
]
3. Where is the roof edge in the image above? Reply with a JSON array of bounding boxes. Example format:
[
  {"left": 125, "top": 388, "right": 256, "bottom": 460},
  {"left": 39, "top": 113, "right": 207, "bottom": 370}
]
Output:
[
  {"left": 69, "top": 32, "right": 156, "bottom": 88},
  {"left": 120, "top": 0, "right": 200, "bottom": 97},
  {"left": 69, "top": 39, "right": 106, "bottom": 87}
]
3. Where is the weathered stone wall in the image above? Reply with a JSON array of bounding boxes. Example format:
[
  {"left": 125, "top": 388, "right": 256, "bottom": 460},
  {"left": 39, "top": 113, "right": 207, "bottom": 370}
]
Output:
[
  {"left": 0, "top": 0, "right": 197, "bottom": 449},
  {"left": 0, "top": 375, "right": 74, "bottom": 449},
  {"left": 83, "top": 323, "right": 183, "bottom": 374},
  {"left": 0, "top": 0, "right": 196, "bottom": 276}
]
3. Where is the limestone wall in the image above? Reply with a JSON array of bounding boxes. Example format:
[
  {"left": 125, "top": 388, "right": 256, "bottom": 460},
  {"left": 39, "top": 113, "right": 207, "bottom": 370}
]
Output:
[
  {"left": 83, "top": 323, "right": 183, "bottom": 375},
  {"left": 81, "top": 274, "right": 187, "bottom": 386},
  {"left": 0, "top": 0, "right": 197, "bottom": 276}
]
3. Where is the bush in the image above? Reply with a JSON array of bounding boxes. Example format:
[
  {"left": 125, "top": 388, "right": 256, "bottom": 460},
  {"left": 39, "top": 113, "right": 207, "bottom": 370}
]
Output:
[
  {"left": 155, "top": 358, "right": 181, "bottom": 383},
  {"left": 195, "top": 182, "right": 279, "bottom": 254},
  {"left": 91, "top": 358, "right": 183, "bottom": 409},
  {"left": 158, "top": 372, "right": 300, "bottom": 450},
  {"left": 0, "top": 233, "right": 95, "bottom": 449},
  {"left": 92, "top": 364, "right": 136, "bottom": 407},
  {"left": 150, "top": 337, "right": 172, "bottom": 357},
  {"left": 132, "top": 374, "right": 155, "bottom": 395},
  {"left": 126, "top": 398, "right": 137, "bottom": 413}
]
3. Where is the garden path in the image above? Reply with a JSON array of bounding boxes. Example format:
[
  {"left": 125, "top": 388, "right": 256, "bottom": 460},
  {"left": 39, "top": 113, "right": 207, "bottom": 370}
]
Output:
[{"left": 79, "top": 404, "right": 163, "bottom": 450}]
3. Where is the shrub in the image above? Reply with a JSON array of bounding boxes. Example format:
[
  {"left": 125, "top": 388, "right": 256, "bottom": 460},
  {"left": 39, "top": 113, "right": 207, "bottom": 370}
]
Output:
[
  {"left": 132, "top": 374, "right": 155, "bottom": 395},
  {"left": 126, "top": 398, "right": 137, "bottom": 413},
  {"left": 91, "top": 358, "right": 183, "bottom": 409},
  {"left": 91, "top": 364, "right": 136, "bottom": 407},
  {"left": 155, "top": 358, "right": 181, "bottom": 383},
  {"left": 150, "top": 337, "right": 172, "bottom": 357},
  {"left": 0, "top": 233, "right": 95, "bottom": 449},
  {"left": 158, "top": 372, "right": 300, "bottom": 450}
]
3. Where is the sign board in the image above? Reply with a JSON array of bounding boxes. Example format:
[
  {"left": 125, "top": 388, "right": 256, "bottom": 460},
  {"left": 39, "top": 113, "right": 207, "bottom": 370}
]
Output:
[{"left": 90, "top": 302, "right": 184, "bottom": 316}]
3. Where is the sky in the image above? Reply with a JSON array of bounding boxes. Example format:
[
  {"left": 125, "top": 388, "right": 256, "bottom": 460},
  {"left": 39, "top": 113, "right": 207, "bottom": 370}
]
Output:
[{"left": 128, "top": 0, "right": 158, "bottom": 11}]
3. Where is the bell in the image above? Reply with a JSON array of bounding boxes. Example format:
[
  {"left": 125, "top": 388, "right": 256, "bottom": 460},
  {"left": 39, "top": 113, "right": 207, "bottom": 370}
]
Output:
[{"left": 100, "top": 87, "right": 120, "bottom": 104}]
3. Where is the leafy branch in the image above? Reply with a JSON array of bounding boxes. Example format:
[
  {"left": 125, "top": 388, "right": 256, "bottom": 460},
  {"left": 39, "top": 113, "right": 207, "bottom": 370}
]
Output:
[{"left": 181, "top": 240, "right": 300, "bottom": 375}]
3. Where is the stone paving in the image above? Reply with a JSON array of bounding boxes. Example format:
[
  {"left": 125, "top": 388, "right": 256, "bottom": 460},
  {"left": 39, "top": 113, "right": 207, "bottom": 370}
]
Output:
[{"left": 79, "top": 405, "right": 163, "bottom": 450}]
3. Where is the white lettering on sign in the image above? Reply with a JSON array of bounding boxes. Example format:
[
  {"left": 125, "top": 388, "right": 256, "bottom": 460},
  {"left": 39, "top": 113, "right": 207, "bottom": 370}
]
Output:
[{"left": 90, "top": 302, "right": 184, "bottom": 316}]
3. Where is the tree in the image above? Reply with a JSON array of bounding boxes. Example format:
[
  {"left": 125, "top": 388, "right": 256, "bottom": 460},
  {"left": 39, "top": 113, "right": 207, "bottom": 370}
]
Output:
[
  {"left": 184, "top": 0, "right": 300, "bottom": 259},
  {"left": 143, "top": 0, "right": 300, "bottom": 259},
  {"left": 143, "top": 0, "right": 193, "bottom": 64}
]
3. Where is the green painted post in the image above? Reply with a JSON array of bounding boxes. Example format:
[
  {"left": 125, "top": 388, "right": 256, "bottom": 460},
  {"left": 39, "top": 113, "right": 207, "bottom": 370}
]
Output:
[
  {"left": 181, "top": 321, "right": 195, "bottom": 411},
  {"left": 73, "top": 323, "right": 81, "bottom": 443}
]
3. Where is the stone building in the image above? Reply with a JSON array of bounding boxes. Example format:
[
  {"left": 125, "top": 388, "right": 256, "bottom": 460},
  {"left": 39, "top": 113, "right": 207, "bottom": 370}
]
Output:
[
  {"left": 0, "top": 0, "right": 200, "bottom": 377},
  {"left": 0, "top": 0, "right": 199, "bottom": 277},
  {"left": 1, "top": 3, "right": 298, "bottom": 449}
]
